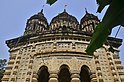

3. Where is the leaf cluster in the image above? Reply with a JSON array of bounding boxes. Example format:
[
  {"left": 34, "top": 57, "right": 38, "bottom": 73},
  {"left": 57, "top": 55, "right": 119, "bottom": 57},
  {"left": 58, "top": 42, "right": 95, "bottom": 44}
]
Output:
[
  {"left": 0, "top": 59, "right": 7, "bottom": 82},
  {"left": 86, "top": 0, "right": 124, "bottom": 55}
]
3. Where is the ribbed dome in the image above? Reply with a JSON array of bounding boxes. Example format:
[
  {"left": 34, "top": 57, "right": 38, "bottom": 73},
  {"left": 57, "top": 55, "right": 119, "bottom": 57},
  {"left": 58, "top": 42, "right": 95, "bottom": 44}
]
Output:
[
  {"left": 50, "top": 9, "right": 79, "bottom": 31},
  {"left": 80, "top": 11, "right": 99, "bottom": 23},
  {"left": 24, "top": 9, "right": 48, "bottom": 35},
  {"left": 29, "top": 10, "right": 47, "bottom": 23},
  {"left": 80, "top": 11, "right": 100, "bottom": 33}
]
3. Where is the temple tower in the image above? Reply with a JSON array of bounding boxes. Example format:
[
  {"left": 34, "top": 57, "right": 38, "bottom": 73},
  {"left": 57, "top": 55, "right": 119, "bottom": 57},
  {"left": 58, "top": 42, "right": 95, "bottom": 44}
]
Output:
[{"left": 2, "top": 9, "right": 124, "bottom": 82}]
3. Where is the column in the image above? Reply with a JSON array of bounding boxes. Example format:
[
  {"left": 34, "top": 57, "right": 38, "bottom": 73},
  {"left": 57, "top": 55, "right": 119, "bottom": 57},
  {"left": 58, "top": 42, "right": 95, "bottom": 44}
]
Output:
[
  {"left": 90, "top": 72, "right": 97, "bottom": 82},
  {"left": 49, "top": 73, "right": 58, "bottom": 82},
  {"left": 32, "top": 73, "right": 38, "bottom": 82},
  {"left": 71, "top": 73, "right": 80, "bottom": 82}
]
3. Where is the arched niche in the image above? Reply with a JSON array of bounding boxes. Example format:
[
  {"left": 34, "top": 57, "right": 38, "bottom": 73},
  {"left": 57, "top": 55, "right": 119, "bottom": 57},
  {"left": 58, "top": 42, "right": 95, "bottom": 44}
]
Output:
[
  {"left": 80, "top": 65, "right": 91, "bottom": 82},
  {"left": 58, "top": 64, "right": 71, "bottom": 82},
  {"left": 37, "top": 66, "right": 50, "bottom": 82}
]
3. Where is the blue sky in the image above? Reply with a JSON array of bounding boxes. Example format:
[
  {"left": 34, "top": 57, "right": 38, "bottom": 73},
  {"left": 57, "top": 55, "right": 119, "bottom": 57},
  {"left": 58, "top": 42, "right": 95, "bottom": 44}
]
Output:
[{"left": 0, "top": 0, "right": 124, "bottom": 65}]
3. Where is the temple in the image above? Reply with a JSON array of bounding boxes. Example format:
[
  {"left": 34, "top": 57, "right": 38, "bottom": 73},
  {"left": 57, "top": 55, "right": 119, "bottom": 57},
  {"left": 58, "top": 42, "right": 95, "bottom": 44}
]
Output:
[{"left": 2, "top": 9, "right": 124, "bottom": 82}]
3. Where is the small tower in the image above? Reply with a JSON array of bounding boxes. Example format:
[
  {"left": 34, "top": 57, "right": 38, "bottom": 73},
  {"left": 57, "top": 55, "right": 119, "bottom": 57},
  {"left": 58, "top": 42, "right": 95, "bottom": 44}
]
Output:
[
  {"left": 24, "top": 9, "right": 48, "bottom": 35},
  {"left": 80, "top": 9, "right": 100, "bottom": 33}
]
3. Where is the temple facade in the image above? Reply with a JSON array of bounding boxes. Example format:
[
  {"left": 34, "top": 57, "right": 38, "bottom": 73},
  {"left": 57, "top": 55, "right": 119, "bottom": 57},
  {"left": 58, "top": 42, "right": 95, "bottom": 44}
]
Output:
[{"left": 2, "top": 9, "right": 124, "bottom": 82}]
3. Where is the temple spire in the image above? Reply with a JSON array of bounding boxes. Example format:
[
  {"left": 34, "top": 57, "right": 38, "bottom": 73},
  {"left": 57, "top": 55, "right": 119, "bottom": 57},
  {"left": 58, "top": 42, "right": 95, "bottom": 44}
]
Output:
[
  {"left": 41, "top": 5, "right": 45, "bottom": 13},
  {"left": 85, "top": 8, "right": 88, "bottom": 14},
  {"left": 41, "top": 9, "right": 43, "bottom": 13},
  {"left": 64, "top": 5, "right": 67, "bottom": 12}
]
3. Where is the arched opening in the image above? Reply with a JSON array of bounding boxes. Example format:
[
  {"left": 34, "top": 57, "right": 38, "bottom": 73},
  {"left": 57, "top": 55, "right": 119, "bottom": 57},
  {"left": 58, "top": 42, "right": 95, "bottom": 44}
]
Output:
[
  {"left": 62, "top": 25, "right": 67, "bottom": 32},
  {"left": 58, "top": 65, "right": 71, "bottom": 82},
  {"left": 38, "top": 66, "right": 49, "bottom": 82},
  {"left": 80, "top": 65, "right": 91, "bottom": 82}
]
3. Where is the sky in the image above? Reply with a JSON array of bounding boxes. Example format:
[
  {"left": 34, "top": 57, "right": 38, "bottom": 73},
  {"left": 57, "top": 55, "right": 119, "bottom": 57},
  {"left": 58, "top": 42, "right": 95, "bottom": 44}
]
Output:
[{"left": 0, "top": 0, "right": 124, "bottom": 65}]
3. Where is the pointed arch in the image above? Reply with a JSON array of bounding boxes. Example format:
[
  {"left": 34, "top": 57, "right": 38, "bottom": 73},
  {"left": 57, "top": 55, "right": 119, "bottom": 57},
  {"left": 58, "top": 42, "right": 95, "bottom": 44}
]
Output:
[
  {"left": 37, "top": 65, "right": 50, "bottom": 82},
  {"left": 80, "top": 65, "right": 91, "bottom": 82},
  {"left": 58, "top": 64, "right": 71, "bottom": 82}
]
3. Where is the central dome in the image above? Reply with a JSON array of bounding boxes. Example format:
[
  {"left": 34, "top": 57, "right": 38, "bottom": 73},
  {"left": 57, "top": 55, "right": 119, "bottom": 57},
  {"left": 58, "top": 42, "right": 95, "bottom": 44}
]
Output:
[{"left": 50, "top": 9, "right": 79, "bottom": 31}]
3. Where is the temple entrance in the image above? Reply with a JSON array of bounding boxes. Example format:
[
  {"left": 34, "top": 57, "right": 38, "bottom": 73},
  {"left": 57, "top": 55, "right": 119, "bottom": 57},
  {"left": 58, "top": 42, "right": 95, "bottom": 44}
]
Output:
[
  {"left": 80, "top": 65, "right": 91, "bottom": 82},
  {"left": 38, "top": 66, "right": 49, "bottom": 82},
  {"left": 58, "top": 65, "right": 71, "bottom": 82}
]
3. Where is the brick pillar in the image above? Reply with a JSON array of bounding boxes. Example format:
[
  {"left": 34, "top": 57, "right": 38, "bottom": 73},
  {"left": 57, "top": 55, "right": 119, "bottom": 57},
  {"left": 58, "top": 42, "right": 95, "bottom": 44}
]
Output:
[
  {"left": 49, "top": 73, "right": 58, "bottom": 82},
  {"left": 90, "top": 72, "right": 97, "bottom": 82},
  {"left": 32, "top": 73, "right": 38, "bottom": 82},
  {"left": 71, "top": 73, "right": 80, "bottom": 82}
]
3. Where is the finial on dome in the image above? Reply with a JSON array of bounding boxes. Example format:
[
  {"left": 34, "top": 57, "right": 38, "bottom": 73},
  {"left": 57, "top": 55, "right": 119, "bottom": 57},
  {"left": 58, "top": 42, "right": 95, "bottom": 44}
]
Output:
[
  {"left": 85, "top": 8, "right": 88, "bottom": 14},
  {"left": 64, "top": 5, "right": 67, "bottom": 12},
  {"left": 41, "top": 5, "right": 45, "bottom": 13},
  {"left": 41, "top": 9, "right": 43, "bottom": 13},
  {"left": 64, "top": 9, "right": 66, "bottom": 12}
]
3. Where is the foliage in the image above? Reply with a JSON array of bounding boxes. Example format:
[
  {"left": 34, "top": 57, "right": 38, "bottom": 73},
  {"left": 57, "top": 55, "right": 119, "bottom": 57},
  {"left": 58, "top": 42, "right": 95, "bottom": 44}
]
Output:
[
  {"left": 47, "top": 0, "right": 57, "bottom": 5},
  {"left": 0, "top": 59, "right": 7, "bottom": 82},
  {"left": 46, "top": 0, "right": 124, "bottom": 55},
  {"left": 86, "top": 0, "right": 124, "bottom": 55},
  {"left": 96, "top": 0, "right": 111, "bottom": 13}
]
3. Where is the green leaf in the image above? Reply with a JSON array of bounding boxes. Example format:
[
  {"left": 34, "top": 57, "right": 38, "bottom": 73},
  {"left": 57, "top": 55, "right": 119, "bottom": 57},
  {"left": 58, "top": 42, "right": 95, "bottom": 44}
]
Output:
[
  {"left": 47, "top": 0, "right": 57, "bottom": 5},
  {"left": 86, "top": 0, "right": 124, "bottom": 55},
  {"left": 96, "top": 0, "right": 111, "bottom": 13},
  {"left": 86, "top": 23, "right": 110, "bottom": 55},
  {"left": 0, "top": 59, "right": 6, "bottom": 81}
]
